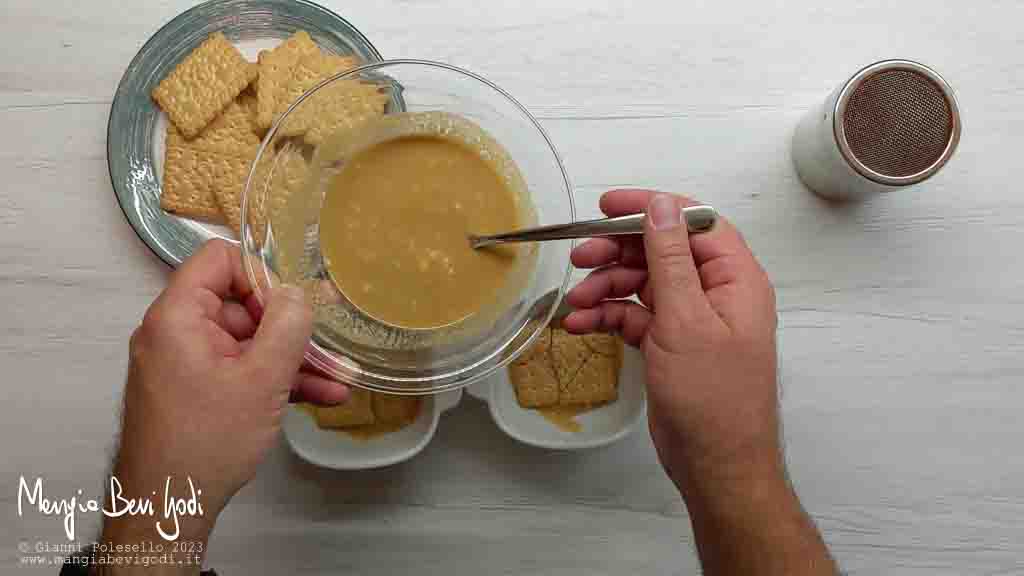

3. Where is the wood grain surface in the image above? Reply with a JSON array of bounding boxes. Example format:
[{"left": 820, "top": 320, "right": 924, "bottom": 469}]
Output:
[{"left": 2, "top": 1, "right": 1023, "bottom": 574}]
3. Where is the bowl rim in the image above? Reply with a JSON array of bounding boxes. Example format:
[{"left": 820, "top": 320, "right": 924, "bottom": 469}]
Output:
[
  {"left": 466, "top": 357, "right": 647, "bottom": 450},
  {"left": 242, "top": 58, "right": 576, "bottom": 395},
  {"left": 284, "top": 396, "right": 438, "bottom": 470},
  {"left": 106, "top": 0, "right": 384, "bottom": 268},
  {"left": 283, "top": 388, "right": 462, "bottom": 470}
]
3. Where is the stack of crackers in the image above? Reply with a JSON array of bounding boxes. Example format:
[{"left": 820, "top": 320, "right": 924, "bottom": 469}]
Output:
[
  {"left": 313, "top": 389, "right": 421, "bottom": 429},
  {"left": 509, "top": 327, "right": 624, "bottom": 408},
  {"left": 152, "top": 31, "right": 388, "bottom": 236}
]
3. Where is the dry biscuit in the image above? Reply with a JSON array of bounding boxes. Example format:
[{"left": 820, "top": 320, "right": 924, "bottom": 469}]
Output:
[
  {"left": 273, "top": 52, "right": 360, "bottom": 138},
  {"left": 160, "top": 99, "right": 261, "bottom": 225},
  {"left": 208, "top": 146, "right": 259, "bottom": 237},
  {"left": 187, "top": 99, "right": 260, "bottom": 154},
  {"left": 302, "top": 81, "right": 389, "bottom": 147},
  {"left": 237, "top": 88, "right": 264, "bottom": 138},
  {"left": 314, "top": 388, "right": 375, "bottom": 428},
  {"left": 255, "top": 30, "right": 321, "bottom": 130},
  {"left": 245, "top": 146, "right": 309, "bottom": 242},
  {"left": 153, "top": 33, "right": 257, "bottom": 138},
  {"left": 160, "top": 125, "right": 226, "bottom": 222}
]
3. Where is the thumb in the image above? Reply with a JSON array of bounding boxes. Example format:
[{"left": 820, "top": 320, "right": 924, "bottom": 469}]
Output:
[
  {"left": 243, "top": 285, "right": 313, "bottom": 390},
  {"left": 643, "top": 194, "right": 713, "bottom": 324}
]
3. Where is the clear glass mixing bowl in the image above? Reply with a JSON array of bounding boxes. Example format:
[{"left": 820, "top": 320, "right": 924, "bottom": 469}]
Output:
[{"left": 241, "top": 60, "right": 574, "bottom": 394}]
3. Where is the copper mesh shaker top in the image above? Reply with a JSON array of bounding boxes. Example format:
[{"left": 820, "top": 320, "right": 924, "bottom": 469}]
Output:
[{"left": 793, "top": 60, "right": 961, "bottom": 199}]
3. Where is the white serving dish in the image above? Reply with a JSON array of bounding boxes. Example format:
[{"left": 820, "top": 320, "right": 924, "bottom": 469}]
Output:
[
  {"left": 284, "top": 388, "right": 461, "bottom": 470},
  {"left": 467, "top": 346, "right": 646, "bottom": 450}
]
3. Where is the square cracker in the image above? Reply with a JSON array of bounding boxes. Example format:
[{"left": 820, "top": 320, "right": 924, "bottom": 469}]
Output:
[
  {"left": 550, "top": 328, "right": 590, "bottom": 387},
  {"left": 508, "top": 328, "right": 560, "bottom": 408},
  {"left": 272, "top": 52, "right": 361, "bottom": 138},
  {"left": 240, "top": 146, "right": 309, "bottom": 241},
  {"left": 302, "top": 80, "right": 389, "bottom": 147},
  {"left": 207, "top": 145, "right": 259, "bottom": 236},
  {"left": 153, "top": 32, "right": 258, "bottom": 138},
  {"left": 314, "top": 388, "right": 374, "bottom": 428},
  {"left": 559, "top": 352, "right": 619, "bottom": 406},
  {"left": 188, "top": 99, "right": 261, "bottom": 154},
  {"left": 508, "top": 325, "right": 623, "bottom": 408},
  {"left": 557, "top": 329, "right": 622, "bottom": 406},
  {"left": 510, "top": 361, "right": 560, "bottom": 408},
  {"left": 582, "top": 332, "right": 621, "bottom": 358},
  {"left": 371, "top": 393, "right": 421, "bottom": 425},
  {"left": 160, "top": 125, "right": 226, "bottom": 222},
  {"left": 160, "top": 100, "right": 261, "bottom": 225},
  {"left": 512, "top": 326, "right": 551, "bottom": 366},
  {"left": 236, "top": 87, "right": 264, "bottom": 138},
  {"left": 255, "top": 30, "right": 321, "bottom": 130}
]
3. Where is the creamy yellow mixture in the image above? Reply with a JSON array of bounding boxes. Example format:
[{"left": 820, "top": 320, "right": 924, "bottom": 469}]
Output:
[{"left": 320, "top": 134, "right": 521, "bottom": 329}]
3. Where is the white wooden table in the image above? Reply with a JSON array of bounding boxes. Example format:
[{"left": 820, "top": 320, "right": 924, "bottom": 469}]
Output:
[{"left": 3, "top": 1, "right": 1023, "bottom": 574}]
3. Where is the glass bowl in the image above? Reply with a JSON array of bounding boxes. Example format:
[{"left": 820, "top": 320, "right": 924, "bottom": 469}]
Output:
[
  {"left": 241, "top": 60, "right": 574, "bottom": 394},
  {"left": 107, "top": 0, "right": 382, "bottom": 267}
]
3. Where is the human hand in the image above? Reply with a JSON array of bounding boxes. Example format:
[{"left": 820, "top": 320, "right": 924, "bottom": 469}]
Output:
[
  {"left": 564, "top": 190, "right": 780, "bottom": 497},
  {"left": 107, "top": 240, "right": 348, "bottom": 544}
]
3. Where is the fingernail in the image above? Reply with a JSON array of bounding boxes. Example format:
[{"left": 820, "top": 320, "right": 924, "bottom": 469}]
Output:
[{"left": 648, "top": 195, "right": 681, "bottom": 230}]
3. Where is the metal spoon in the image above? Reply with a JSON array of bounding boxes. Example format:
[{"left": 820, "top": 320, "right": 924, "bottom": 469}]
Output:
[{"left": 469, "top": 204, "right": 718, "bottom": 249}]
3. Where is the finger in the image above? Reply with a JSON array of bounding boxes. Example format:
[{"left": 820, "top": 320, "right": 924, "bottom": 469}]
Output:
[
  {"left": 562, "top": 301, "right": 652, "bottom": 348},
  {"left": 684, "top": 214, "right": 765, "bottom": 308},
  {"left": 202, "top": 318, "right": 244, "bottom": 358},
  {"left": 289, "top": 374, "right": 350, "bottom": 406},
  {"left": 571, "top": 238, "right": 619, "bottom": 269},
  {"left": 600, "top": 189, "right": 752, "bottom": 267},
  {"left": 567, "top": 266, "right": 649, "bottom": 308},
  {"left": 643, "top": 194, "right": 717, "bottom": 325},
  {"left": 702, "top": 257, "right": 777, "bottom": 332},
  {"left": 217, "top": 301, "right": 258, "bottom": 340},
  {"left": 600, "top": 188, "right": 700, "bottom": 217},
  {"left": 244, "top": 292, "right": 264, "bottom": 323},
  {"left": 689, "top": 216, "right": 753, "bottom": 269},
  {"left": 697, "top": 253, "right": 762, "bottom": 293},
  {"left": 571, "top": 237, "right": 646, "bottom": 269},
  {"left": 243, "top": 285, "right": 313, "bottom": 392},
  {"left": 187, "top": 290, "right": 253, "bottom": 356},
  {"left": 169, "top": 239, "right": 252, "bottom": 301}
]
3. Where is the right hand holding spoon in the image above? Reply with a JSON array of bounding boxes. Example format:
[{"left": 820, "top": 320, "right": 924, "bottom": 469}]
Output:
[{"left": 564, "top": 189, "right": 837, "bottom": 575}]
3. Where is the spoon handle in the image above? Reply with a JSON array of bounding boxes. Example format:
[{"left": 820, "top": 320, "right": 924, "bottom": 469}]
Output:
[{"left": 470, "top": 205, "right": 718, "bottom": 249}]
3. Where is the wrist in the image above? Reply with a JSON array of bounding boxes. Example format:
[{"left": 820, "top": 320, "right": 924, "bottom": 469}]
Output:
[
  {"left": 677, "top": 448, "right": 838, "bottom": 575},
  {"left": 97, "top": 466, "right": 219, "bottom": 573},
  {"left": 109, "top": 439, "right": 225, "bottom": 541},
  {"left": 675, "top": 442, "right": 796, "bottom": 521},
  {"left": 670, "top": 433, "right": 789, "bottom": 506}
]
